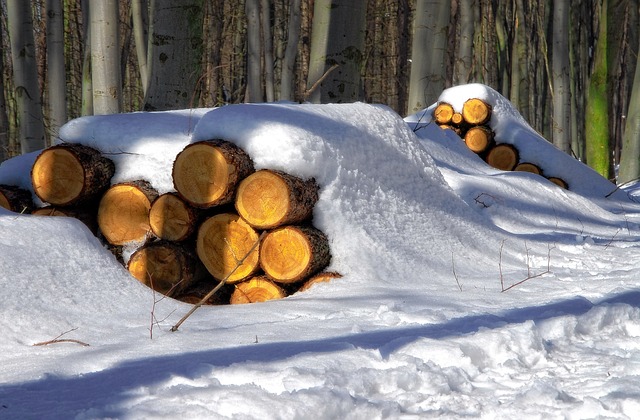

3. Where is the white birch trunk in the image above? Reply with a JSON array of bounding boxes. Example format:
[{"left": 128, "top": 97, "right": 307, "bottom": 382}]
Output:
[
  {"left": 552, "top": 0, "right": 571, "bottom": 154},
  {"left": 132, "top": 0, "right": 150, "bottom": 95},
  {"left": 90, "top": 0, "right": 122, "bottom": 115},
  {"left": 46, "top": 0, "right": 67, "bottom": 139}
]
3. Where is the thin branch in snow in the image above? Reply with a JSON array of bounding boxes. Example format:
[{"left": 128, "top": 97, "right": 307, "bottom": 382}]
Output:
[{"left": 33, "top": 327, "right": 90, "bottom": 347}]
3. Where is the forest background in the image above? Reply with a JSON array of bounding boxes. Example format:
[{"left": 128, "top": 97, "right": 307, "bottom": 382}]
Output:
[{"left": 1, "top": 0, "right": 639, "bottom": 184}]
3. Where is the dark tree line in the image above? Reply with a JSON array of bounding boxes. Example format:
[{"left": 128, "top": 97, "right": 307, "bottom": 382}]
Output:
[{"left": 1, "top": 0, "right": 639, "bottom": 183}]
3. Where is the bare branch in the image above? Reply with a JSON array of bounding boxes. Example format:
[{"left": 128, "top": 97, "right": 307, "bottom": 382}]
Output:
[{"left": 33, "top": 328, "right": 90, "bottom": 347}]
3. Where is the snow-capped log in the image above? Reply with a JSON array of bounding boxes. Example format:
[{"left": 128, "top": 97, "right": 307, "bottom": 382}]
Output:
[
  {"left": 235, "top": 169, "right": 319, "bottom": 230},
  {"left": 259, "top": 225, "right": 331, "bottom": 284},
  {"left": 172, "top": 139, "right": 254, "bottom": 208},
  {"left": 485, "top": 143, "right": 520, "bottom": 171},
  {"left": 230, "top": 276, "right": 286, "bottom": 304},
  {"left": 196, "top": 212, "right": 261, "bottom": 283},
  {"left": 149, "top": 192, "right": 201, "bottom": 242},
  {"left": 461, "top": 98, "right": 492, "bottom": 125},
  {"left": 548, "top": 177, "right": 569, "bottom": 189},
  {"left": 31, "top": 143, "right": 115, "bottom": 206},
  {"left": 97, "top": 180, "right": 158, "bottom": 246},
  {"left": 127, "top": 240, "right": 205, "bottom": 296},
  {"left": 464, "top": 126, "right": 495, "bottom": 154},
  {"left": 0, "top": 184, "right": 33, "bottom": 213}
]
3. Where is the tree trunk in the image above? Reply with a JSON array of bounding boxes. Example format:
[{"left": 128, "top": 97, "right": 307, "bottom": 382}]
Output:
[
  {"left": 149, "top": 192, "right": 200, "bottom": 241},
  {"left": 453, "top": 0, "right": 474, "bottom": 85},
  {"left": 0, "top": 27, "right": 10, "bottom": 161},
  {"left": 81, "top": 0, "right": 93, "bottom": 116},
  {"left": 260, "top": 225, "right": 331, "bottom": 283},
  {"left": 245, "top": 0, "right": 262, "bottom": 102},
  {"left": 0, "top": 185, "right": 34, "bottom": 213},
  {"left": 196, "top": 212, "right": 261, "bottom": 283},
  {"left": 407, "top": 0, "right": 451, "bottom": 114},
  {"left": 128, "top": 240, "right": 204, "bottom": 296},
  {"left": 46, "top": 0, "right": 67, "bottom": 140},
  {"left": 144, "top": 0, "right": 204, "bottom": 110},
  {"left": 90, "top": 0, "right": 122, "bottom": 115},
  {"left": 31, "top": 143, "right": 115, "bottom": 206},
  {"left": 172, "top": 140, "right": 255, "bottom": 208},
  {"left": 261, "top": 0, "right": 275, "bottom": 102},
  {"left": 97, "top": 180, "right": 158, "bottom": 245},
  {"left": 235, "top": 169, "right": 319, "bottom": 229},
  {"left": 230, "top": 276, "right": 286, "bottom": 304},
  {"left": 131, "top": 0, "right": 150, "bottom": 96},
  {"left": 280, "top": 0, "right": 301, "bottom": 101},
  {"left": 6, "top": 0, "right": 47, "bottom": 153},
  {"left": 551, "top": 0, "right": 571, "bottom": 154}
]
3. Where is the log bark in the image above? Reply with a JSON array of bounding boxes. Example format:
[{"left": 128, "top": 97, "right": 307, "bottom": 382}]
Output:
[
  {"left": 433, "top": 102, "right": 454, "bottom": 125},
  {"left": 260, "top": 225, "right": 331, "bottom": 283},
  {"left": 298, "top": 271, "right": 342, "bottom": 292},
  {"left": 97, "top": 180, "right": 158, "bottom": 245},
  {"left": 462, "top": 98, "right": 492, "bottom": 125},
  {"left": 0, "top": 184, "right": 33, "bottom": 213},
  {"left": 230, "top": 276, "right": 286, "bottom": 304},
  {"left": 31, "top": 143, "right": 115, "bottom": 206},
  {"left": 514, "top": 162, "right": 543, "bottom": 175},
  {"left": 196, "top": 212, "right": 261, "bottom": 283},
  {"left": 172, "top": 140, "right": 254, "bottom": 208},
  {"left": 485, "top": 144, "right": 519, "bottom": 171},
  {"left": 149, "top": 192, "right": 199, "bottom": 242},
  {"left": 547, "top": 177, "right": 569, "bottom": 189},
  {"left": 127, "top": 240, "right": 203, "bottom": 296},
  {"left": 235, "top": 169, "right": 319, "bottom": 229},
  {"left": 464, "top": 126, "right": 495, "bottom": 153}
]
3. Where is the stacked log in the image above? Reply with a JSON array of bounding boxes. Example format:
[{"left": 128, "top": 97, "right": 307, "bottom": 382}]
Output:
[
  {"left": 433, "top": 99, "right": 568, "bottom": 189},
  {"left": 15, "top": 140, "right": 336, "bottom": 306}
]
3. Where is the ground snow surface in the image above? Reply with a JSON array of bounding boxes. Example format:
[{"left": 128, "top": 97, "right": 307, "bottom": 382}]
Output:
[{"left": 2, "top": 84, "right": 640, "bottom": 419}]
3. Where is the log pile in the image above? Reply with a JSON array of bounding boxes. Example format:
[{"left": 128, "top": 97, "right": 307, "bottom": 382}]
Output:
[
  {"left": 1, "top": 141, "right": 339, "bottom": 306},
  {"left": 433, "top": 99, "right": 568, "bottom": 189}
]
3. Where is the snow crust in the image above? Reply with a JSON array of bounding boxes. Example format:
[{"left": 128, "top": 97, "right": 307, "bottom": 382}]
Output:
[{"left": 2, "top": 84, "right": 640, "bottom": 419}]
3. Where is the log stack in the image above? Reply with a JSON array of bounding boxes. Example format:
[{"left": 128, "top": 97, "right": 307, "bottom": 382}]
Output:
[
  {"left": 433, "top": 98, "right": 568, "bottom": 189},
  {"left": 13, "top": 140, "right": 337, "bottom": 306}
]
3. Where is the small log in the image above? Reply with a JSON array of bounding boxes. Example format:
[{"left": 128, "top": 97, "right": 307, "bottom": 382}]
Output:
[
  {"left": 149, "top": 193, "right": 200, "bottom": 242},
  {"left": 462, "top": 98, "right": 492, "bottom": 125},
  {"left": 514, "top": 162, "right": 543, "bottom": 175},
  {"left": 547, "top": 177, "right": 569, "bottom": 189},
  {"left": 451, "top": 112, "right": 464, "bottom": 126},
  {"left": 97, "top": 180, "right": 158, "bottom": 245},
  {"left": 32, "top": 205, "right": 98, "bottom": 233},
  {"left": 432, "top": 102, "right": 455, "bottom": 125},
  {"left": 235, "top": 169, "right": 319, "bottom": 229},
  {"left": 196, "top": 212, "right": 261, "bottom": 283},
  {"left": 31, "top": 143, "right": 115, "bottom": 206},
  {"left": 464, "top": 126, "right": 495, "bottom": 153},
  {"left": 0, "top": 184, "right": 33, "bottom": 213},
  {"left": 260, "top": 225, "right": 331, "bottom": 284},
  {"left": 127, "top": 240, "right": 203, "bottom": 296},
  {"left": 485, "top": 144, "right": 519, "bottom": 171},
  {"left": 298, "top": 271, "right": 342, "bottom": 292},
  {"left": 172, "top": 140, "right": 254, "bottom": 208},
  {"left": 230, "top": 276, "right": 286, "bottom": 304}
]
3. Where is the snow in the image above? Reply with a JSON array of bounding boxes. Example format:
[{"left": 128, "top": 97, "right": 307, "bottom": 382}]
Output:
[{"left": 2, "top": 83, "right": 640, "bottom": 419}]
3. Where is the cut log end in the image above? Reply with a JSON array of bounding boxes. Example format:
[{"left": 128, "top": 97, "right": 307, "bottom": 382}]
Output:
[
  {"left": 230, "top": 276, "right": 286, "bottom": 304},
  {"left": 260, "top": 225, "right": 331, "bottom": 283},
  {"left": 462, "top": 98, "right": 492, "bottom": 125},
  {"left": 196, "top": 213, "right": 260, "bottom": 283},
  {"left": 514, "top": 162, "right": 542, "bottom": 175},
  {"left": 173, "top": 140, "right": 254, "bottom": 208},
  {"left": 149, "top": 193, "right": 198, "bottom": 241},
  {"left": 433, "top": 102, "right": 455, "bottom": 125},
  {"left": 298, "top": 271, "right": 342, "bottom": 292},
  {"left": 464, "top": 126, "right": 494, "bottom": 153},
  {"left": 485, "top": 144, "right": 519, "bottom": 171},
  {"left": 548, "top": 177, "right": 569, "bottom": 189},
  {"left": 97, "top": 181, "right": 158, "bottom": 245},
  {"left": 235, "top": 169, "right": 318, "bottom": 229}
]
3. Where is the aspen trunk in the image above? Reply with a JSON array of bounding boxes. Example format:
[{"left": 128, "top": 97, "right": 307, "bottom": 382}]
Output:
[
  {"left": 196, "top": 212, "right": 261, "bottom": 283},
  {"left": 230, "top": 276, "right": 286, "bottom": 304},
  {"left": 149, "top": 192, "right": 200, "bottom": 242},
  {"left": 260, "top": 225, "right": 331, "bottom": 283},
  {"left": 172, "top": 140, "right": 254, "bottom": 208},
  {"left": 97, "top": 180, "right": 158, "bottom": 245},
  {"left": 0, "top": 185, "right": 33, "bottom": 213},
  {"left": 127, "top": 240, "right": 204, "bottom": 296},
  {"left": 235, "top": 169, "right": 319, "bottom": 229},
  {"left": 31, "top": 144, "right": 115, "bottom": 206}
]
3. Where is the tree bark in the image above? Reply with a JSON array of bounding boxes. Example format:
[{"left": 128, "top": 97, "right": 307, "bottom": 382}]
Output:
[
  {"left": 90, "top": 0, "right": 122, "bottom": 115},
  {"left": 261, "top": 0, "right": 275, "bottom": 102},
  {"left": 46, "top": 0, "right": 67, "bottom": 140},
  {"left": 0, "top": 185, "right": 34, "bottom": 213},
  {"left": 280, "top": 0, "right": 302, "bottom": 101},
  {"left": 131, "top": 0, "right": 150, "bottom": 96},
  {"left": 618, "top": 14, "right": 640, "bottom": 184},
  {"left": 552, "top": 0, "right": 571, "bottom": 154},
  {"left": 0, "top": 27, "right": 9, "bottom": 161},
  {"left": 6, "top": 0, "right": 47, "bottom": 153},
  {"left": 245, "top": 0, "right": 262, "bottom": 102}
]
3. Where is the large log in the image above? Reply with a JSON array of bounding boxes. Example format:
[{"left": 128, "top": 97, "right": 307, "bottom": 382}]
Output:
[
  {"left": 149, "top": 193, "right": 200, "bottom": 242},
  {"left": 260, "top": 225, "right": 331, "bottom": 283},
  {"left": 31, "top": 143, "right": 115, "bottom": 206},
  {"left": 432, "top": 102, "right": 455, "bottom": 125},
  {"left": 230, "top": 276, "right": 286, "bottom": 304},
  {"left": 0, "top": 184, "right": 33, "bottom": 213},
  {"left": 127, "top": 240, "right": 203, "bottom": 296},
  {"left": 485, "top": 144, "right": 519, "bottom": 171},
  {"left": 462, "top": 98, "right": 492, "bottom": 125},
  {"left": 464, "top": 126, "right": 495, "bottom": 154},
  {"left": 196, "top": 212, "right": 261, "bottom": 283},
  {"left": 172, "top": 140, "right": 254, "bottom": 208},
  {"left": 97, "top": 180, "right": 158, "bottom": 245},
  {"left": 235, "top": 169, "right": 319, "bottom": 229}
]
